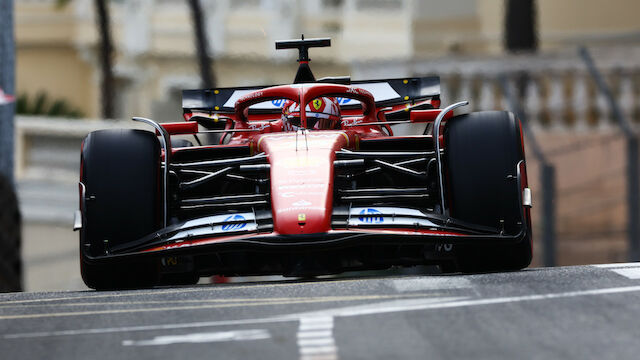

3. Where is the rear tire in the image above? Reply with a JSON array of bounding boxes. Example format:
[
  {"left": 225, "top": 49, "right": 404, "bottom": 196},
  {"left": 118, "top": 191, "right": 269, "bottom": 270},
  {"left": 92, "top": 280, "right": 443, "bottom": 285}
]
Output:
[
  {"left": 0, "top": 174, "right": 22, "bottom": 292},
  {"left": 444, "top": 111, "right": 532, "bottom": 272},
  {"left": 80, "top": 129, "right": 161, "bottom": 289}
]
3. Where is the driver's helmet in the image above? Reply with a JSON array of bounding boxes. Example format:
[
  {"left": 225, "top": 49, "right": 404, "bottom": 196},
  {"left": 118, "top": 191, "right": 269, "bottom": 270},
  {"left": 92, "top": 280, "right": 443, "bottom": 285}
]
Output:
[{"left": 281, "top": 97, "right": 341, "bottom": 131}]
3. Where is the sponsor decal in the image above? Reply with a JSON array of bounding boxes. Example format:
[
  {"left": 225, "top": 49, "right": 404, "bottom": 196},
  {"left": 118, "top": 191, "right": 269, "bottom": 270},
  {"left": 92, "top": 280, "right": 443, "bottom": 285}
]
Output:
[
  {"left": 278, "top": 183, "right": 325, "bottom": 190},
  {"left": 335, "top": 97, "right": 352, "bottom": 105},
  {"left": 358, "top": 208, "right": 384, "bottom": 224},
  {"left": 292, "top": 200, "right": 312, "bottom": 206},
  {"left": 356, "top": 82, "right": 400, "bottom": 101},
  {"left": 271, "top": 99, "right": 287, "bottom": 108},
  {"left": 221, "top": 214, "right": 247, "bottom": 231},
  {"left": 281, "top": 191, "right": 324, "bottom": 198},
  {"left": 162, "top": 257, "right": 178, "bottom": 266},
  {"left": 312, "top": 98, "right": 324, "bottom": 111},
  {"left": 276, "top": 206, "right": 325, "bottom": 214},
  {"left": 249, "top": 123, "right": 270, "bottom": 130},
  {"left": 342, "top": 118, "right": 363, "bottom": 126},
  {"left": 238, "top": 91, "right": 264, "bottom": 103},
  {"left": 436, "top": 243, "right": 454, "bottom": 252}
]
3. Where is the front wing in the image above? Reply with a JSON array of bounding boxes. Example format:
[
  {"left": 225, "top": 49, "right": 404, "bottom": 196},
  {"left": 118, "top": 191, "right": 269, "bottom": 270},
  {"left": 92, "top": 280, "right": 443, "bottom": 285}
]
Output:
[{"left": 80, "top": 206, "right": 529, "bottom": 278}]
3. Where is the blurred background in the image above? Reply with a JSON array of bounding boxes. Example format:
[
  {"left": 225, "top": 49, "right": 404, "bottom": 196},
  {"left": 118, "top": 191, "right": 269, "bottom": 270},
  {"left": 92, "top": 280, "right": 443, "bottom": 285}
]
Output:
[{"left": 2, "top": 0, "right": 640, "bottom": 291}]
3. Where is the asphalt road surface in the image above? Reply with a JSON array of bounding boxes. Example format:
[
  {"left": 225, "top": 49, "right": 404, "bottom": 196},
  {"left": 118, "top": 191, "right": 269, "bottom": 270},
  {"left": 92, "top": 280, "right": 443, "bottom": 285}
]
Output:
[{"left": 2, "top": 263, "right": 640, "bottom": 359}]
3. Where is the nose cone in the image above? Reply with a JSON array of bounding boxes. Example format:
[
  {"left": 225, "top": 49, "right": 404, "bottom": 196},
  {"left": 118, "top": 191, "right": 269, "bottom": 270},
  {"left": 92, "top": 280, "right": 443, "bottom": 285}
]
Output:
[{"left": 258, "top": 132, "right": 349, "bottom": 235}]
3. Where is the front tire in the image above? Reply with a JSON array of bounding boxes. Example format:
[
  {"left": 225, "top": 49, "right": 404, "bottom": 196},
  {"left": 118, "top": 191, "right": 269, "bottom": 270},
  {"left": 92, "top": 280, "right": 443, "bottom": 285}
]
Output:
[
  {"left": 80, "top": 129, "right": 161, "bottom": 289},
  {"left": 444, "top": 111, "right": 532, "bottom": 272}
]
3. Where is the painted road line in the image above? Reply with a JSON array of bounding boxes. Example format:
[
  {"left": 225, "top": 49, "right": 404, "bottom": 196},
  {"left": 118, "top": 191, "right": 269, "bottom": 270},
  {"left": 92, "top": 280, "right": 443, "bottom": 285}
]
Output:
[
  {"left": 610, "top": 268, "right": 640, "bottom": 279},
  {"left": 592, "top": 263, "right": 640, "bottom": 268},
  {"left": 297, "top": 317, "right": 337, "bottom": 360},
  {"left": 0, "top": 294, "right": 436, "bottom": 320},
  {"left": 298, "top": 338, "right": 335, "bottom": 346},
  {"left": 592, "top": 263, "right": 640, "bottom": 279},
  {"left": 3, "top": 316, "right": 294, "bottom": 339},
  {"left": 291, "top": 286, "right": 640, "bottom": 319},
  {"left": 293, "top": 297, "right": 467, "bottom": 319},
  {"left": 300, "top": 356, "right": 338, "bottom": 360},
  {"left": 122, "top": 329, "right": 270, "bottom": 346},
  {"left": 0, "top": 293, "right": 433, "bottom": 309},
  {"left": 0, "top": 277, "right": 376, "bottom": 305},
  {"left": 297, "top": 331, "right": 333, "bottom": 339},
  {"left": 8, "top": 284, "right": 640, "bottom": 339},
  {"left": 392, "top": 277, "right": 471, "bottom": 292}
]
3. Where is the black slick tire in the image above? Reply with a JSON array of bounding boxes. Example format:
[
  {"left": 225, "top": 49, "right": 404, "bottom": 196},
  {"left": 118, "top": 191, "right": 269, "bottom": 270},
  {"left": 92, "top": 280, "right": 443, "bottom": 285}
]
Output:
[
  {"left": 444, "top": 111, "right": 532, "bottom": 272},
  {"left": 80, "top": 129, "right": 161, "bottom": 289}
]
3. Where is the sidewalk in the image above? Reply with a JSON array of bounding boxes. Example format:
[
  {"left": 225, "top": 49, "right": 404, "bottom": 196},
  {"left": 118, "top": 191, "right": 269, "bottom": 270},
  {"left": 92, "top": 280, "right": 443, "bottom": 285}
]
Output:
[
  {"left": 22, "top": 222, "right": 87, "bottom": 291},
  {"left": 17, "top": 179, "right": 87, "bottom": 291}
]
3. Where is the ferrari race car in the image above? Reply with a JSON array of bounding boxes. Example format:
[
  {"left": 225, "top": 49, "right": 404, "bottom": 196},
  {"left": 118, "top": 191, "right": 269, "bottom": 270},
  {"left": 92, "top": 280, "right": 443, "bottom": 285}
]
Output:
[{"left": 76, "top": 37, "right": 532, "bottom": 289}]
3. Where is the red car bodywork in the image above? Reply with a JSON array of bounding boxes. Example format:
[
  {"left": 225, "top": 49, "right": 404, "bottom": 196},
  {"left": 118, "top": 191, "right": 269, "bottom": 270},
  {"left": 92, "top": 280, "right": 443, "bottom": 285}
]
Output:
[{"left": 78, "top": 38, "right": 531, "bottom": 283}]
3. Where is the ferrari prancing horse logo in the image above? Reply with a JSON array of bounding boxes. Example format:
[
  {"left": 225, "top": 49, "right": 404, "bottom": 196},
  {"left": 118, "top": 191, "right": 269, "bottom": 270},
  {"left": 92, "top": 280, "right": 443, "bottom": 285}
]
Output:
[{"left": 312, "top": 98, "right": 324, "bottom": 111}]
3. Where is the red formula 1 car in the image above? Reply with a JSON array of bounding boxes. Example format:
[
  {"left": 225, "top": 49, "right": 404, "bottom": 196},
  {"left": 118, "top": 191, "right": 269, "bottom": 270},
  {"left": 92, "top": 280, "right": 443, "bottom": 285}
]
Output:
[{"left": 76, "top": 38, "right": 532, "bottom": 289}]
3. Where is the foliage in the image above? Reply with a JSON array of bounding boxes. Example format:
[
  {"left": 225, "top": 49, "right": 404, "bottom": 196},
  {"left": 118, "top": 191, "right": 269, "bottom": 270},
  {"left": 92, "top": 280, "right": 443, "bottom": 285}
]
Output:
[{"left": 16, "top": 92, "right": 84, "bottom": 118}]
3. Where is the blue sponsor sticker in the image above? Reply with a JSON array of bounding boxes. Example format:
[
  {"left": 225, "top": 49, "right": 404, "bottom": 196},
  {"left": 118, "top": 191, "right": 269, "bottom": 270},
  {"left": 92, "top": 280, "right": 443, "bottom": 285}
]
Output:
[
  {"left": 222, "top": 214, "right": 247, "bottom": 231},
  {"left": 271, "top": 99, "right": 287, "bottom": 108},
  {"left": 335, "top": 97, "right": 352, "bottom": 105},
  {"left": 358, "top": 208, "right": 384, "bottom": 224}
]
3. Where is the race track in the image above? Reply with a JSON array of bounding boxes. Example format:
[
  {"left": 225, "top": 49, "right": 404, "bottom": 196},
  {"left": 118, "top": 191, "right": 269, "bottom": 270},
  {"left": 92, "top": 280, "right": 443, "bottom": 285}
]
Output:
[{"left": 2, "top": 263, "right": 640, "bottom": 359}]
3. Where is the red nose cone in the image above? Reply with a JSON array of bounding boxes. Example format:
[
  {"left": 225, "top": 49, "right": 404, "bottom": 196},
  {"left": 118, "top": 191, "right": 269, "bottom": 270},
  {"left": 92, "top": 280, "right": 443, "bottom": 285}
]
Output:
[{"left": 258, "top": 132, "right": 349, "bottom": 235}]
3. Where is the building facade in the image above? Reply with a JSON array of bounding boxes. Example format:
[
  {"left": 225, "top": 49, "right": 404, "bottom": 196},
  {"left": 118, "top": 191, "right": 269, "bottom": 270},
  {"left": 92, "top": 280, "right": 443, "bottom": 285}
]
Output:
[{"left": 15, "top": 0, "right": 640, "bottom": 121}]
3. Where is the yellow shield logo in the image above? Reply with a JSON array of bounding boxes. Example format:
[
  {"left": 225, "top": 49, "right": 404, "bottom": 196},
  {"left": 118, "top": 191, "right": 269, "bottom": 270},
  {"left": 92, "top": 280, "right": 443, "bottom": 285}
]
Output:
[{"left": 312, "top": 98, "right": 324, "bottom": 111}]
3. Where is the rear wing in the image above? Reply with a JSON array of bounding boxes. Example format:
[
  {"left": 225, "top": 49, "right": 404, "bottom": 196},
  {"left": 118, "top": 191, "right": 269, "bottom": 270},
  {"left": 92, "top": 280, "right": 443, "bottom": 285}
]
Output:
[{"left": 182, "top": 76, "right": 440, "bottom": 114}]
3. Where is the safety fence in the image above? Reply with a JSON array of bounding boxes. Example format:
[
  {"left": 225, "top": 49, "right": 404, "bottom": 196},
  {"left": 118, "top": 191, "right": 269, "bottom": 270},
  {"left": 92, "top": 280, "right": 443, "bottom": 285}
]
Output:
[{"left": 426, "top": 47, "right": 639, "bottom": 266}]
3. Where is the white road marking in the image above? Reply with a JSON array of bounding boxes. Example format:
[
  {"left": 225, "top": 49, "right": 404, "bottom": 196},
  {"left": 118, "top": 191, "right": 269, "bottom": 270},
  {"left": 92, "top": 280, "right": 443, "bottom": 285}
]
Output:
[
  {"left": 7, "top": 284, "right": 640, "bottom": 339},
  {"left": 298, "top": 338, "right": 335, "bottom": 346},
  {"left": 297, "top": 317, "right": 337, "bottom": 360},
  {"left": 293, "top": 297, "right": 467, "bottom": 319},
  {"left": 392, "top": 277, "right": 471, "bottom": 292},
  {"left": 592, "top": 263, "right": 640, "bottom": 279},
  {"left": 593, "top": 263, "right": 640, "bottom": 268},
  {"left": 300, "top": 356, "right": 337, "bottom": 360},
  {"left": 0, "top": 277, "right": 375, "bottom": 305},
  {"left": 610, "top": 268, "right": 640, "bottom": 279},
  {"left": 0, "top": 294, "right": 428, "bottom": 320},
  {"left": 299, "top": 322, "right": 334, "bottom": 331},
  {"left": 297, "top": 330, "right": 333, "bottom": 339},
  {"left": 300, "top": 346, "right": 338, "bottom": 355},
  {"left": 2, "top": 317, "right": 293, "bottom": 339},
  {"left": 122, "top": 329, "right": 270, "bottom": 346}
]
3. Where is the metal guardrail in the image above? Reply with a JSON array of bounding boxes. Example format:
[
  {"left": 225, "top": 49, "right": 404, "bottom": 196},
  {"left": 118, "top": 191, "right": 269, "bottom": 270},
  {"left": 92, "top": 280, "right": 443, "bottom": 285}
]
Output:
[
  {"left": 501, "top": 76, "right": 557, "bottom": 267},
  {"left": 353, "top": 47, "right": 640, "bottom": 130},
  {"left": 580, "top": 47, "right": 640, "bottom": 262}
]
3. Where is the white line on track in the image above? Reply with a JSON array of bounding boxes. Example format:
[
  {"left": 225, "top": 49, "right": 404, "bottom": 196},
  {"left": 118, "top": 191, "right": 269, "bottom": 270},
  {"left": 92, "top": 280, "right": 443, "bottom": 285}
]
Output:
[
  {"left": 0, "top": 278, "right": 374, "bottom": 305},
  {"left": 6, "top": 284, "right": 640, "bottom": 339},
  {"left": 610, "top": 268, "right": 640, "bottom": 279},
  {"left": 0, "top": 294, "right": 432, "bottom": 320},
  {"left": 121, "top": 329, "right": 270, "bottom": 346},
  {"left": 592, "top": 263, "right": 640, "bottom": 279},
  {"left": 592, "top": 262, "right": 640, "bottom": 268},
  {"left": 2, "top": 317, "right": 294, "bottom": 339},
  {"left": 297, "top": 317, "right": 337, "bottom": 360}
]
